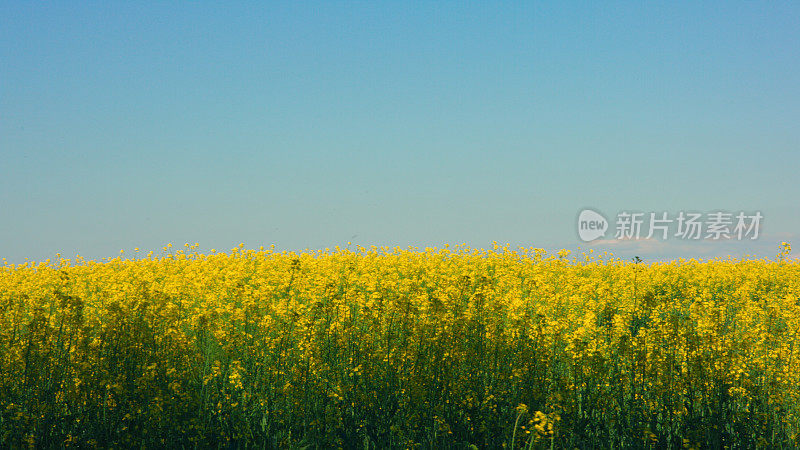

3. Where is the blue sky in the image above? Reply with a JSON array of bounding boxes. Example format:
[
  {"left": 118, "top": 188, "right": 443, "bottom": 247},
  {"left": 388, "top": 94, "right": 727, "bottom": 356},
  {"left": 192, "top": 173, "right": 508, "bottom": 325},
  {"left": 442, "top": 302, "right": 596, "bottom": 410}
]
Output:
[{"left": 2, "top": 1, "right": 799, "bottom": 263}]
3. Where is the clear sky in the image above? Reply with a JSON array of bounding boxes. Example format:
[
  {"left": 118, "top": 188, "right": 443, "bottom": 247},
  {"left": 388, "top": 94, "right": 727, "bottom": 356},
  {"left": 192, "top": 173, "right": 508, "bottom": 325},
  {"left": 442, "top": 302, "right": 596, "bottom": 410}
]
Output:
[{"left": 2, "top": 1, "right": 799, "bottom": 263}]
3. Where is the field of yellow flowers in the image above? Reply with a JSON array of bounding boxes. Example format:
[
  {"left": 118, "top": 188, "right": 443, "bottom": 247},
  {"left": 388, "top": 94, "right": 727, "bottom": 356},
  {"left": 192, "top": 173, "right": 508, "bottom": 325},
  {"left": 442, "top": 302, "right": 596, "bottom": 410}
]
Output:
[{"left": 1, "top": 243, "right": 799, "bottom": 448}]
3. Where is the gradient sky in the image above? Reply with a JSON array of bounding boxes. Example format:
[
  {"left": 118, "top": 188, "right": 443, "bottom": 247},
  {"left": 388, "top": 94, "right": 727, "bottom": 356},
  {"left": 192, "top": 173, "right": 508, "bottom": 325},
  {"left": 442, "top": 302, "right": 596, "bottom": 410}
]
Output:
[{"left": 2, "top": 1, "right": 799, "bottom": 263}]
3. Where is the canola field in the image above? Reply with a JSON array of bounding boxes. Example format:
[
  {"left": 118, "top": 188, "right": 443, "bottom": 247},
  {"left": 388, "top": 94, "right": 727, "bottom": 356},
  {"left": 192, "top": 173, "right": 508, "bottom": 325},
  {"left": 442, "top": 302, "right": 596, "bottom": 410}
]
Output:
[{"left": 1, "top": 243, "right": 799, "bottom": 449}]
